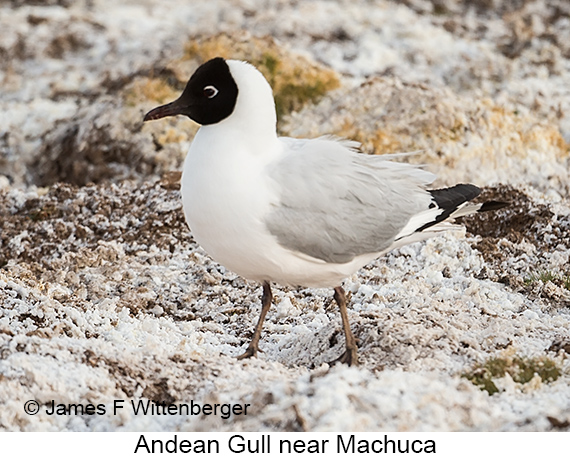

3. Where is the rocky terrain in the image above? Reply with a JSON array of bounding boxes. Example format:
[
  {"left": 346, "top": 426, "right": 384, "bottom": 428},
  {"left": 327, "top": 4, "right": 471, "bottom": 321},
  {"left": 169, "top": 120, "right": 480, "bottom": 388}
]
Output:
[{"left": 0, "top": 0, "right": 569, "bottom": 431}]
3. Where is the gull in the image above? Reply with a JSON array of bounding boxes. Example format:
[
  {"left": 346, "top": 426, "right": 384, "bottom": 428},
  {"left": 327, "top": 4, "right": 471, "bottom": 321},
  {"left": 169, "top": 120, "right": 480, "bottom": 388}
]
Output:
[{"left": 143, "top": 57, "right": 505, "bottom": 366}]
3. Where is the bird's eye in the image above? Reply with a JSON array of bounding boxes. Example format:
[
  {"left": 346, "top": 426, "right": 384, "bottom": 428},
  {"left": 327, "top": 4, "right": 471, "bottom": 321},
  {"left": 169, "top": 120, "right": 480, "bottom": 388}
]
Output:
[{"left": 203, "top": 85, "right": 219, "bottom": 99}]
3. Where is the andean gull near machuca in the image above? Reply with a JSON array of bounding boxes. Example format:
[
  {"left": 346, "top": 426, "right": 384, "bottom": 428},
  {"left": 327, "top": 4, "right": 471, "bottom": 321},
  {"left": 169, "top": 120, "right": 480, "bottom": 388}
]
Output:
[{"left": 144, "top": 57, "right": 506, "bottom": 366}]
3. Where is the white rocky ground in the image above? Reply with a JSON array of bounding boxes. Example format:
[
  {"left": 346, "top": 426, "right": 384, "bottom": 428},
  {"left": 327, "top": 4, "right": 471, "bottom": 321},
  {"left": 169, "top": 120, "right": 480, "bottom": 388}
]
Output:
[{"left": 0, "top": 0, "right": 569, "bottom": 431}]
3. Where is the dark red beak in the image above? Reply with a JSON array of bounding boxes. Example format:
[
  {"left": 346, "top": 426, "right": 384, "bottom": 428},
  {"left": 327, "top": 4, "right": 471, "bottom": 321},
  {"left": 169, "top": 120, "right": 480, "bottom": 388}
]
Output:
[{"left": 143, "top": 99, "right": 186, "bottom": 122}]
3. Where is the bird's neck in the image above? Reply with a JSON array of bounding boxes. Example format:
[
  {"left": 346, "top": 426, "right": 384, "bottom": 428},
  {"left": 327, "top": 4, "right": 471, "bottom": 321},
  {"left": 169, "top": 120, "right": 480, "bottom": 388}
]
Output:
[
  {"left": 202, "top": 102, "right": 278, "bottom": 156},
  {"left": 192, "top": 115, "right": 281, "bottom": 166},
  {"left": 218, "top": 64, "right": 279, "bottom": 154}
]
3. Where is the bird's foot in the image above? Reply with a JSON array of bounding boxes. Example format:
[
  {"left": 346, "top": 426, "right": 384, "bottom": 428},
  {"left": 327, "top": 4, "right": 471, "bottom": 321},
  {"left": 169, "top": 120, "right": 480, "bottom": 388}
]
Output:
[
  {"left": 329, "top": 347, "right": 359, "bottom": 366},
  {"left": 236, "top": 344, "right": 258, "bottom": 360}
]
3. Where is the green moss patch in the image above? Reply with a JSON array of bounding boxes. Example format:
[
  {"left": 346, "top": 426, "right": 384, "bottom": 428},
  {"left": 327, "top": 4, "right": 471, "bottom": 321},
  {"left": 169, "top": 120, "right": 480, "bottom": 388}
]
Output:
[
  {"left": 525, "top": 270, "right": 570, "bottom": 290},
  {"left": 463, "top": 354, "right": 561, "bottom": 395}
]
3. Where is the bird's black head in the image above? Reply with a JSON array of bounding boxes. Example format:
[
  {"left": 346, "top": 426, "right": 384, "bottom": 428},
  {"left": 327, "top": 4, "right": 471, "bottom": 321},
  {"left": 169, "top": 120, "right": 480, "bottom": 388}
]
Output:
[{"left": 143, "top": 57, "right": 239, "bottom": 125}]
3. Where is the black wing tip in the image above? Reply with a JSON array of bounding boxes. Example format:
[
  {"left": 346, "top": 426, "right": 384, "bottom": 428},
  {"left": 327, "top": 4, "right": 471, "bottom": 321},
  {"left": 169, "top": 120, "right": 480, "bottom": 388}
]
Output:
[
  {"left": 417, "top": 184, "right": 481, "bottom": 233},
  {"left": 417, "top": 185, "right": 508, "bottom": 233},
  {"left": 477, "top": 200, "right": 510, "bottom": 212},
  {"left": 429, "top": 183, "right": 481, "bottom": 210}
]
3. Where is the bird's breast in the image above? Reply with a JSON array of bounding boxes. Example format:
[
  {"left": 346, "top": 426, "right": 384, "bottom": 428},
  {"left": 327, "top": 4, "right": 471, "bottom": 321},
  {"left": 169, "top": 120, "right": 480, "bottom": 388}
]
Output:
[{"left": 179, "top": 133, "right": 282, "bottom": 279}]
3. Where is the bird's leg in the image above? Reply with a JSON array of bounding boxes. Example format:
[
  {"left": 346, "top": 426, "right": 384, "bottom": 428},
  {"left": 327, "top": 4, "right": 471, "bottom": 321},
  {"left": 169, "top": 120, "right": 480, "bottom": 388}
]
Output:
[
  {"left": 330, "top": 285, "right": 359, "bottom": 366},
  {"left": 237, "top": 282, "right": 272, "bottom": 360}
]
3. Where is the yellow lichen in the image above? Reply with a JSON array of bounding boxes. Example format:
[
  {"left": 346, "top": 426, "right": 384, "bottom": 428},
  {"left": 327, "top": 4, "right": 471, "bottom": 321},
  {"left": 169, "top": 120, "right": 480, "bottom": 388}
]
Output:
[
  {"left": 369, "top": 129, "right": 404, "bottom": 154},
  {"left": 158, "top": 127, "right": 186, "bottom": 145},
  {"left": 124, "top": 77, "right": 180, "bottom": 107},
  {"left": 521, "top": 123, "right": 568, "bottom": 157},
  {"left": 479, "top": 100, "right": 569, "bottom": 159},
  {"left": 335, "top": 119, "right": 403, "bottom": 154}
]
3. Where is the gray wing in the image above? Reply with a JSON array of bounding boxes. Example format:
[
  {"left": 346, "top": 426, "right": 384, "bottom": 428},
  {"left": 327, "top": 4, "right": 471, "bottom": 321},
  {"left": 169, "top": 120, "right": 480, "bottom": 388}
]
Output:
[{"left": 265, "top": 137, "right": 435, "bottom": 264}]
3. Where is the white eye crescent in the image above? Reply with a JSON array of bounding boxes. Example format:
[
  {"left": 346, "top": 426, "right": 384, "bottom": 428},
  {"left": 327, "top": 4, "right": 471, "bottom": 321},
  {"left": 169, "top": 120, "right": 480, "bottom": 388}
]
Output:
[{"left": 203, "top": 85, "right": 219, "bottom": 98}]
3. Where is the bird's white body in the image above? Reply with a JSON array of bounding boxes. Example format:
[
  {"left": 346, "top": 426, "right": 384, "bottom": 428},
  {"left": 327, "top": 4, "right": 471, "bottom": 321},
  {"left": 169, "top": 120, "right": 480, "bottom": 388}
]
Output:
[{"left": 180, "top": 60, "right": 458, "bottom": 287}]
